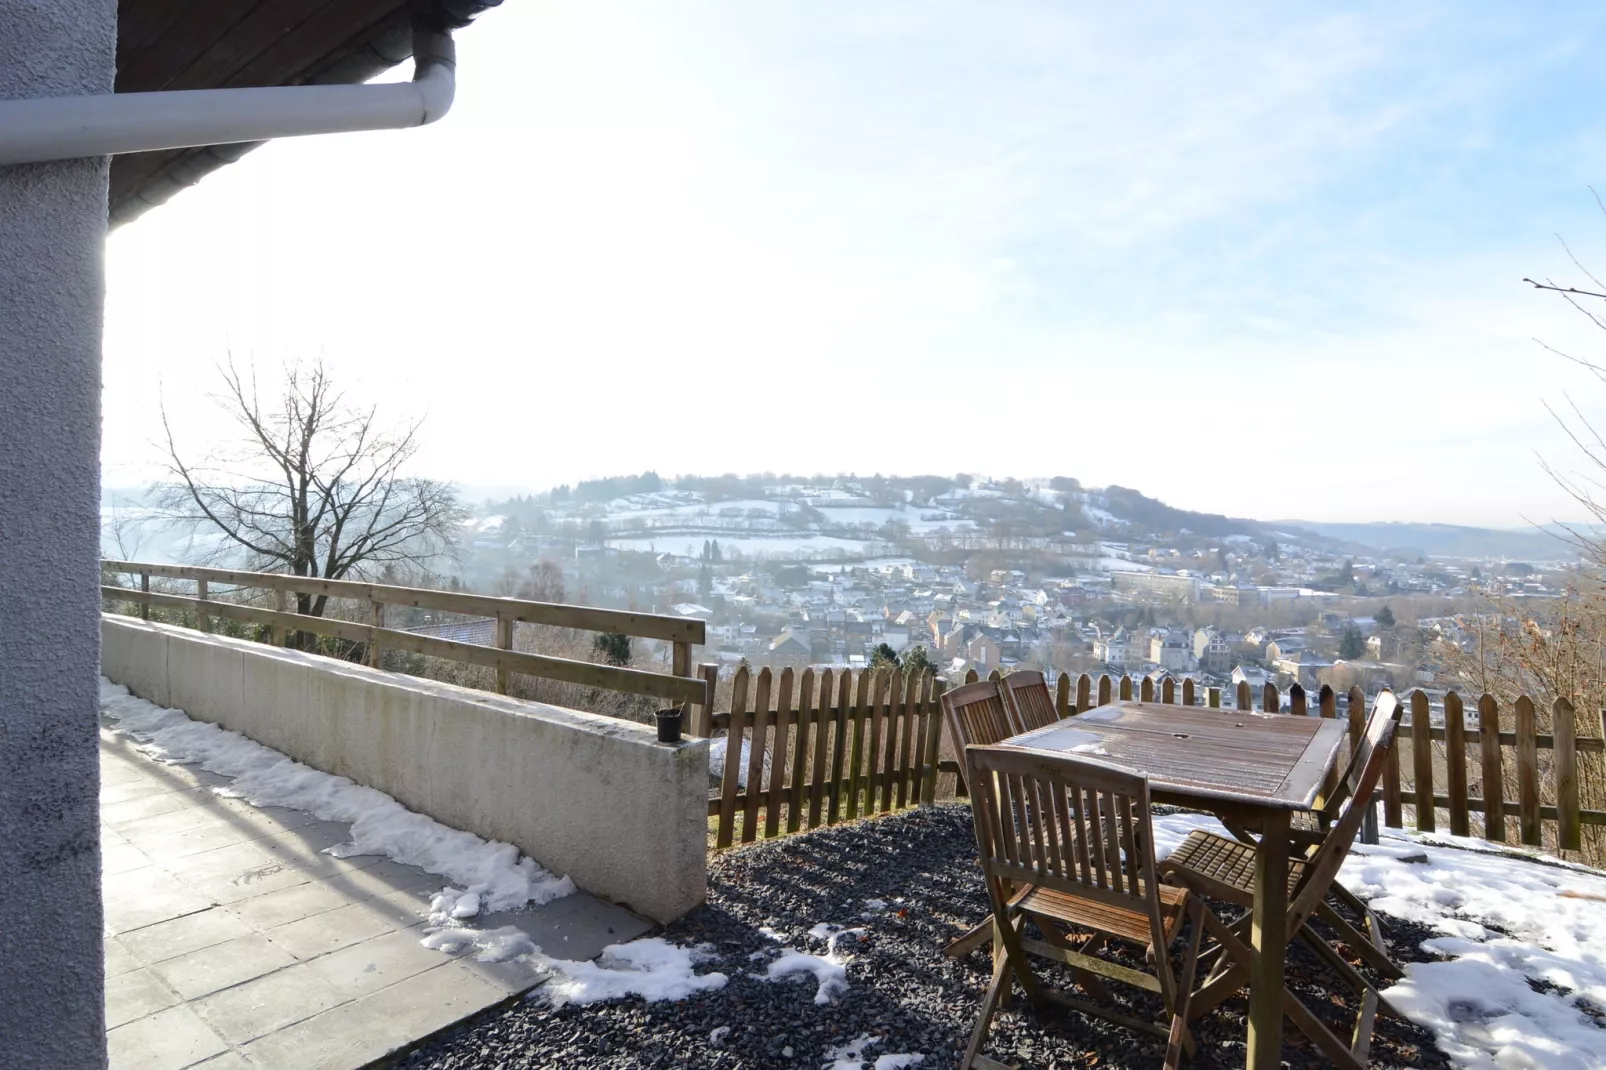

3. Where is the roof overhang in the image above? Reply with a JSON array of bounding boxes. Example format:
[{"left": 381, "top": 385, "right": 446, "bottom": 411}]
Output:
[{"left": 110, "top": 0, "right": 500, "bottom": 228}]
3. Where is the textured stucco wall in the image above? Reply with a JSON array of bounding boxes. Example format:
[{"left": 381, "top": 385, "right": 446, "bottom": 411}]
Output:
[
  {"left": 0, "top": 1, "right": 115, "bottom": 1066},
  {"left": 103, "top": 618, "right": 711, "bottom": 924}
]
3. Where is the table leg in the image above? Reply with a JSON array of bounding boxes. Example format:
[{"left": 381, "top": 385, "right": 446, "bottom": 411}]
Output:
[{"left": 1246, "top": 809, "right": 1290, "bottom": 1070}]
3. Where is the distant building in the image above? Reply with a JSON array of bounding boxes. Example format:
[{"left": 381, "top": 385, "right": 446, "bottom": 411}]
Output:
[
  {"left": 1148, "top": 629, "right": 1195, "bottom": 672},
  {"left": 1111, "top": 571, "right": 1200, "bottom": 603},
  {"left": 1192, "top": 628, "right": 1234, "bottom": 674}
]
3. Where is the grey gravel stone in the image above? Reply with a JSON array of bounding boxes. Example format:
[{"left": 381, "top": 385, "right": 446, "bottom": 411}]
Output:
[{"left": 398, "top": 805, "right": 1451, "bottom": 1069}]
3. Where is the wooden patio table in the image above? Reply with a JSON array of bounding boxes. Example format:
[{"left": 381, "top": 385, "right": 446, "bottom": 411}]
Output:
[{"left": 1001, "top": 700, "right": 1349, "bottom": 1070}]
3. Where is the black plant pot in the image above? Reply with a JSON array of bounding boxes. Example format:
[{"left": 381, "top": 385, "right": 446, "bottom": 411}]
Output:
[{"left": 656, "top": 709, "right": 683, "bottom": 743}]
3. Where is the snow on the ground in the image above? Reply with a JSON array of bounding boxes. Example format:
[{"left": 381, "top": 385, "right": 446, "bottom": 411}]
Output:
[
  {"left": 535, "top": 938, "right": 727, "bottom": 1007},
  {"left": 1153, "top": 811, "right": 1606, "bottom": 1070},
  {"left": 822, "top": 1034, "right": 925, "bottom": 1070},
  {"left": 99, "top": 679, "right": 575, "bottom": 914},
  {"left": 759, "top": 923, "right": 867, "bottom": 1005},
  {"left": 1341, "top": 831, "right": 1606, "bottom": 1070},
  {"left": 708, "top": 736, "right": 771, "bottom": 787}
]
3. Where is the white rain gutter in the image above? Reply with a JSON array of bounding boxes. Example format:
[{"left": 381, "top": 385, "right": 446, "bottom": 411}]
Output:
[{"left": 0, "top": 28, "right": 455, "bottom": 168}]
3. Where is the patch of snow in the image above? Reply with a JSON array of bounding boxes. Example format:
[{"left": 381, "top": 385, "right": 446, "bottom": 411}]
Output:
[
  {"left": 99, "top": 679, "right": 575, "bottom": 914},
  {"left": 862, "top": 898, "right": 888, "bottom": 913},
  {"left": 1338, "top": 830, "right": 1606, "bottom": 1070},
  {"left": 709, "top": 1026, "right": 731, "bottom": 1045},
  {"left": 537, "top": 938, "right": 727, "bottom": 1007},
  {"left": 1156, "top": 811, "right": 1606, "bottom": 1070},
  {"left": 821, "top": 1035, "right": 925, "bottom": 1070},
  {"left": 419, "top": 924, "right": 537, "bottom": 963},
  {"left": 758, "top": 925, "right": 785, "bottom": 942},
  {"left": 708, "top": 736, "right": 771, "bottom": 787},
  {"left": 763, "top": 924, "right": 866, "bottom": 1005}
]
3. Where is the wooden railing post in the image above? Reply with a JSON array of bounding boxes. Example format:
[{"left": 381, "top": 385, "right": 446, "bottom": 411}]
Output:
[
  {"left": 140, "top": 571, "right": 150, "bottom": 620},
  {"left": 494, "top": 616, "right": 513, "bottom": 693},
  {"left": 272, "top": 586, "right": 287, "bottom": 647},
  {"left": 1553, "top": 697, "right": 1578, "bottom": 851},
  {"left": 196, "top": 578, "right": 210, "bottom": 633},
  {"left": 692, "top": 663, "right": 719, "bottom": 738},
  {"left": 1182, "top": 678, "right": 1195, "bottom": 707},
  {"left": 369, "top": 600, "right": 385, "bottom": 669},
  {"left": 1207, "top": 686, "right": 1220, "bottom": 709}
]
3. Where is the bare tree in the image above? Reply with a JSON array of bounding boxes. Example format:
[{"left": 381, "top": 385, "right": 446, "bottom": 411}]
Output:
[{"left": 157, "top": 357, "right": 463, "bottom": 617}]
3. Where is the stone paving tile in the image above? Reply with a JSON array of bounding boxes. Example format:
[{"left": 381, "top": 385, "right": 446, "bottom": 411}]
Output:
[
  {"left": 192, "top": 964, "right": 347, "bottom": 1046},
  {"left": 104, "top": 865, "right": 215, "bottom": 935},
  {"left": 152, "top": 933, "right": 298, "bottom": 1001},
  {"left": 121, "top": 906, "right": 257, "bottom": 966},
  {"left": 266, "top": 900, "right": 404, "bottom": 961},
  {"left": 225, "top": 879, "right": 352, "bottom": 931},
  {"left": 193, "top": 859, "right": 315, "bottom": 905},
  {"left": 190, "top": 1054, "right": 255, "bottom": 1070},
  {"left": 105, "top": 935, "right": 141, "bottom": 979},
  {"left": 105, "top": 967, "right": 183, "bottom": 1029},
  {"left": 121, "top": 804, "right": 237, "bottom": 843},
  {"left": 107, "top": 1004, "right": 230, "bottom": 1070},
  {"left": 136, "top": 821, "right": 252, "bottom": 861},
  {"left": 103, "top": 791, "right": 203, "bottom": 826},
  {"left": 238, "top": 996, "right": 411, "bottom": 1070},
  {"left": 354, "top": 962, "right": 510, "bottom": 1043},
  {"left": 104, "top": 840, "right": 153, "bottom": 876},
  {"left": 308, "top": 928, "right": 458, "bottom": 1000}
]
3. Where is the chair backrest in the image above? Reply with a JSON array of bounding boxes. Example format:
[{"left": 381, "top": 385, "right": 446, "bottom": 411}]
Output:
[
  {"left": 941, "top": 679, "right": 1016, "bottom": 753},
  {"left": 1291, "top": 717, "right": 1398, "bottom": 929},
  {"left": 1320, "top": 690, "right": 1400, "bottom": 819},
  {"left": 1001, "top": 670, "right": 1061, "bottom": 733},
  {"left": 964, "top": 743, "right": 1167, "bottom": 946}
]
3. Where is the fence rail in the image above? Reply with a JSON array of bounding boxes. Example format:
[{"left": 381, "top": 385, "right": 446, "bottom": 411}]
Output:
[
  {"left": 705, "top": 665, "right": 946, "bottom": 849},
  {"left": 100, "top": 560, "right": 710, "bottom": 711}
]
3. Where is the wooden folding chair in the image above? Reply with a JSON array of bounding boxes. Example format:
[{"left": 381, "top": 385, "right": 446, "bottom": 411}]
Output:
[
  {"left": 1167, "top": 692, "right": 1403, "bottom": 979},
  {"left": 1165, "top": 717, "right": 1401, "bottom": 1070},
  {"left": 940, "top": 681, "right": 1023, "bottom": 961},
  {"left": 961, "top": 744, "right": 1215, "bottom": 1070},
  {"left": 1001, "top": 669, "right": 1062, "bottom": 733}
]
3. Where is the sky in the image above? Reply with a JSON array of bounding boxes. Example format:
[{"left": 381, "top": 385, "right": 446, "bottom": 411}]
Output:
[{"left": 103, "top": 1, "right": 1606, "bottom": 527}]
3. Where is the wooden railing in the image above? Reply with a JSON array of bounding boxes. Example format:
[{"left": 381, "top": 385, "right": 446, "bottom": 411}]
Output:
[
  {"left": 100, "top": 560, "right": 711, "bottom": 712},
  {"left": 705, "top": 665, "right": 946, "bottom": 849},
  {"left": 939, "top": 669, "right": 1606, "bottom": 853}
]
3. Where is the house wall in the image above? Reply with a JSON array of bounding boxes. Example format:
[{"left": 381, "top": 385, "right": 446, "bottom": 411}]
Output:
[
  {"left": 0, "top": 2, "right": 116, "bottom": 1065},
  {"left": 101, "top": 618, "right": 709, "bottom": 923}
]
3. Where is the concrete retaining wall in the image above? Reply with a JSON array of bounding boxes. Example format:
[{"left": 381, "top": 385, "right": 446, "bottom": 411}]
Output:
[{"left": 102, "top": 616, "right": 708, "bottom": 923}]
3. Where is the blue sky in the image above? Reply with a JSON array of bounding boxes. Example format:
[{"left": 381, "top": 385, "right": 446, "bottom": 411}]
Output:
[{"left": 104, "top": 2, "right": 1606, "bottom": 526}]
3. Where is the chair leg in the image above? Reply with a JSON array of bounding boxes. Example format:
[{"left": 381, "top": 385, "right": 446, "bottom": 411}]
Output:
[
  {"left": 1281, "top": 986, "right": 1368, "bottom": 1070},
  {"left": 1165, "top": 899, "right": 1207, "bottom": 1069},
  {"left": 961, "top": 952, "right": 1011, "bottom": 1070},
  {"left": 1317, "top": 900, "right": 1403, "bottom": 980},
  {"left": 946, "top": 918, "right": 994, "bottom": 960}
]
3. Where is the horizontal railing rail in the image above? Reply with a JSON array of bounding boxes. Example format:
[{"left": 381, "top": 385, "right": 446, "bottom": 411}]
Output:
[{"left": 101, "top": 559, "right": 710, "bottom": 711}]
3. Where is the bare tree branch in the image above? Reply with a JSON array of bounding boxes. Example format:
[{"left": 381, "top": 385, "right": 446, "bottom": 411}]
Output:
[{"left": 153, "top": 356, "right": 464, "bottom": 622}]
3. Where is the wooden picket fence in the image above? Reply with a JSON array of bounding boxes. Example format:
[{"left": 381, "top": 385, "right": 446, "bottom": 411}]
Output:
[
  {"left": 705, "top": 664, "right": 1606, "bottom": 856},
  {"left": 703, "top": 665, "right": 946, "bottom": 849}
]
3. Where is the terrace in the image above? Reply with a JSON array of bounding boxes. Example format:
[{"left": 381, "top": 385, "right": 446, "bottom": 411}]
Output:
[{"left": 91, "top": 561, "right": 1606, "bottom": 1069}]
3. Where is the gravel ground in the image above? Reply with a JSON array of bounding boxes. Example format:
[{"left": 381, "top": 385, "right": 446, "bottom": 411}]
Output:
[{"left": 399, "top": 805, "right": 1452, "bottom": 1070}]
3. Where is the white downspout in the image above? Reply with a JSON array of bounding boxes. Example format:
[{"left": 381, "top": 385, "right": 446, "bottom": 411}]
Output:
[{"left": 0, "top": 28, "right": 456, "bottom": 168}]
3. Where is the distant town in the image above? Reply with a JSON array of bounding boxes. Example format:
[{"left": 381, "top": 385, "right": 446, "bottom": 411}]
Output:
[{"left": 384, "top": 471, "right": 1579, "bottom": 702}]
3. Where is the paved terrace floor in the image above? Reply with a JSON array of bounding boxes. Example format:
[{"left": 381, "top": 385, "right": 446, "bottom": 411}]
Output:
[{"left": 100, "top": 719, "right": 651, "bottom": 1070}]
